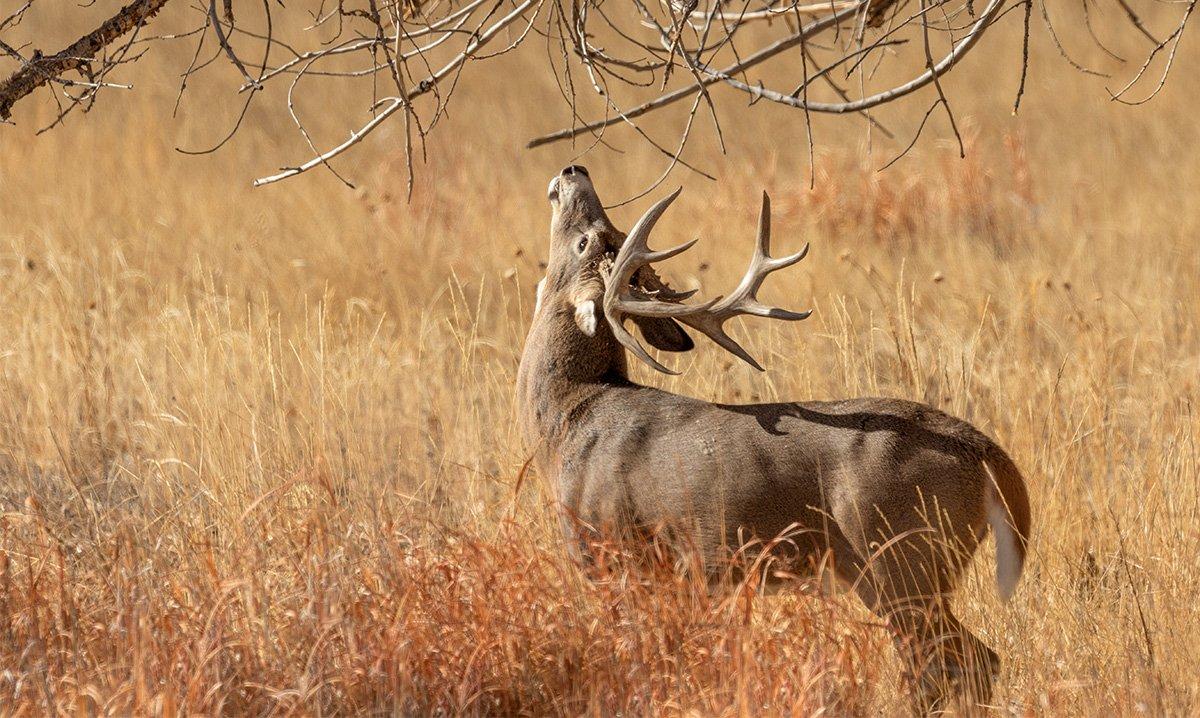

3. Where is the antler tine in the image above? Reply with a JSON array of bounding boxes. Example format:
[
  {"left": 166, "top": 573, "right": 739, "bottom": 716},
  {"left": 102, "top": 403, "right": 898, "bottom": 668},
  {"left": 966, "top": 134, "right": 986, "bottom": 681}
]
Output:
[
  {"left": 677, "top": 192, "right": 811, "bottom": 371},
  {"left": 609, "top": 188, "right": 685, "bottom": 294},
  {"left": 606, "top": 188, "right": 713, "bottom": 319},
  {"left": 712, "top": 193, "right": 811, "bottom": 319}
]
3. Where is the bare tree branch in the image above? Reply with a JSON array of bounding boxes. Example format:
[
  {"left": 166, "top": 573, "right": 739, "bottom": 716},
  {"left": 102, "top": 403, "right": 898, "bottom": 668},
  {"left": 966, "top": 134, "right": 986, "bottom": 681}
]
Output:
[
  {"left": 253, "top": 0, "right": 542, "bottom": 187},
  {"left": 0, "top": 0, "right": 172, "bottom": 120},
  {"left": 0, "top": 0, "right": 1194, "bottom": 190},
  {"left": 526, "top": 3, "right": 861, "bottom": 149}
]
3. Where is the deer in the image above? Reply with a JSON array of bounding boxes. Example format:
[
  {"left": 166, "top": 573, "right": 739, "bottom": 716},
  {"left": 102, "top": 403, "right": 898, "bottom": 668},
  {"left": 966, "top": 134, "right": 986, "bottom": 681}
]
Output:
[{"left": 516, "top": 165, "right": 1032, "bottom": 712}]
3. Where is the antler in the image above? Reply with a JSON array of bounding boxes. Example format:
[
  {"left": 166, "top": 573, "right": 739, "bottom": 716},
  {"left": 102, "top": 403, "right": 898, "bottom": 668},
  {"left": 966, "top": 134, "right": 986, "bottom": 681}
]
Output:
[{"left": 602, "top": 189, "right": 811, "bottom": 374}]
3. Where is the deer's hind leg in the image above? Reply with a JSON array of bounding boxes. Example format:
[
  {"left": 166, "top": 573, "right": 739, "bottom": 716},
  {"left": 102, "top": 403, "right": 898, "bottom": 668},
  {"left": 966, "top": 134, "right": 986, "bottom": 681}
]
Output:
[
  {"left": 832, "top": 512, "right": 998, "bottom": 714},
  {"left": 871, "top": 595, "right": 1000, "bottom": 715}
]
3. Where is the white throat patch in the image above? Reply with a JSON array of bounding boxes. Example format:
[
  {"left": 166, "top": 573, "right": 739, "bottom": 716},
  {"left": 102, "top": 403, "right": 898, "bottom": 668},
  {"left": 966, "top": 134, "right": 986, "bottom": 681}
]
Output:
[{"left": 573, "top": 299, "right": 597, "bottom": 336}]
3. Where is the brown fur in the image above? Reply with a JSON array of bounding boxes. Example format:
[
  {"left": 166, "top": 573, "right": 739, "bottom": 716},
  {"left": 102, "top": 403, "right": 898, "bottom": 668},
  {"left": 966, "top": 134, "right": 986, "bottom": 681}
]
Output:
[{"left": 517, "top": 167, "right": 1032, "bottom": 712}]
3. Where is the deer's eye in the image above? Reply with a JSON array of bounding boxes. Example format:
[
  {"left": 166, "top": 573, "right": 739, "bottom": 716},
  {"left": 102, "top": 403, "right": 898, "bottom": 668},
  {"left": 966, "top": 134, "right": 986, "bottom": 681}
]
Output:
[{"left": 577, "top": 236, "right": 589, "bottom": 253}]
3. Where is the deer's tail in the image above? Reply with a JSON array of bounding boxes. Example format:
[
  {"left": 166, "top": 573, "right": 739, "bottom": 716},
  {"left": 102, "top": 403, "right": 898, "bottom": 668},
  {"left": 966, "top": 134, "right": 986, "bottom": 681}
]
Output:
[{"left": 982, "top": 444, "right": 1032, "bottom": 601}]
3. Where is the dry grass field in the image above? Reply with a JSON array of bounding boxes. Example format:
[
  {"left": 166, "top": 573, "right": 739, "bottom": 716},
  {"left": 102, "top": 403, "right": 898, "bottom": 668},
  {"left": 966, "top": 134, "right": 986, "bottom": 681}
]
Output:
[{"left": 1, "top": 4, "right": 1199, "bottom": 715}]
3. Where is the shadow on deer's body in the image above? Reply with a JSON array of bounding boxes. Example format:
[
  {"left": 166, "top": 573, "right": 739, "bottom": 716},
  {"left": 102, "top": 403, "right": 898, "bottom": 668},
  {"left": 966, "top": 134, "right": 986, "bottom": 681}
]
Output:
[{"left": 516, "top": 166, "right": 1032, "bottom": 712}]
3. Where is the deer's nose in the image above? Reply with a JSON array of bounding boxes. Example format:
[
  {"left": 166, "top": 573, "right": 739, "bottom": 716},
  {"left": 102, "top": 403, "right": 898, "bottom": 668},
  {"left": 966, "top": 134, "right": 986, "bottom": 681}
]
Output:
[{"left": 560, "top": 165, "right": 589, "bottom": 178}]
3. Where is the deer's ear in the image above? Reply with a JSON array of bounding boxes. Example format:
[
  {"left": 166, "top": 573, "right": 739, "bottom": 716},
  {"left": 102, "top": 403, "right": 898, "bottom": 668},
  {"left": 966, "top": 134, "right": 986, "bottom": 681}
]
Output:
[
  {"left": 573, "top": 299, "right": 598, "bottom": 336},
  {"left": 633, "top": 316, "right": 694, "bottom": 352}
]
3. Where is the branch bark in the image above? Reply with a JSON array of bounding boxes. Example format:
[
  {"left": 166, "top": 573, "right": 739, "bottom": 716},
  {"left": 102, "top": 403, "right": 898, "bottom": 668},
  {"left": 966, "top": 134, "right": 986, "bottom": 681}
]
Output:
[{"left": 0, "top": 0, "right": 172, "bottom": 120}]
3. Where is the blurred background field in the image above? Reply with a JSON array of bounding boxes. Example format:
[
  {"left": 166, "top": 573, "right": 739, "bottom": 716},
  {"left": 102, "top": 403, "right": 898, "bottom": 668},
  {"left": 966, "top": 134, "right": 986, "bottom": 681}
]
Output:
[{"left": 0, "top": 2, "right": 1198, "bottom": 714}]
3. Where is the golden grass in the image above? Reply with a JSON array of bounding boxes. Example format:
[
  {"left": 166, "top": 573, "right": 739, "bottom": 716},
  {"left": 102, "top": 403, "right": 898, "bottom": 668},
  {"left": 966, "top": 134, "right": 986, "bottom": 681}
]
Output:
[{"left": 1, "top": 5, "right": 1199, "bottom": 715}]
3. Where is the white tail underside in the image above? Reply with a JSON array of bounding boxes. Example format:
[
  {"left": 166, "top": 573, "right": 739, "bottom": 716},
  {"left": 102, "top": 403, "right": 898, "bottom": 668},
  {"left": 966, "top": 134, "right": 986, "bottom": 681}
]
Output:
[{"left": 985, "top": 471, "right": 1023, "bottom": 602}]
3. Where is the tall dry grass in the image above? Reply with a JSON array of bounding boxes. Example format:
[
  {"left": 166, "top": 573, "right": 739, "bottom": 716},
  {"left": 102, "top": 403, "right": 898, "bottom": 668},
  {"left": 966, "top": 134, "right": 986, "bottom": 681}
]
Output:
[{"left": 1, "top": 4, "right": 1198, "bottom": 715}]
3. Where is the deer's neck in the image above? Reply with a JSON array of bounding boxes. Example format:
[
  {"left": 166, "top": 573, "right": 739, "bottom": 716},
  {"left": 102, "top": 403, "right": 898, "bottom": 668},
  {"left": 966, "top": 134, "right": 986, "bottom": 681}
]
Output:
[{"left": 516, "top": 296, "right": 629, "bottom": 456}]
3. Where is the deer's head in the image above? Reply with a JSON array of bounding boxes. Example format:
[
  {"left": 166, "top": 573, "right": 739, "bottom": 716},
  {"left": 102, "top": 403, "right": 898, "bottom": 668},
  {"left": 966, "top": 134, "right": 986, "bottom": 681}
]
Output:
[
  {"left": 538, "top": 165, "right": 694, "bottom": 372},
  {"left": 537, "top": 165, "right": 811, "bottom": 377}
]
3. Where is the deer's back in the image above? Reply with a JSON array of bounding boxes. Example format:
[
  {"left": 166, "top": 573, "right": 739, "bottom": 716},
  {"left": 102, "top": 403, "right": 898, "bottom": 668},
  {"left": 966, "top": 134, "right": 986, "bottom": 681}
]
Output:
[{"left": 553, "top": 386, "right": 996, "bottom": 565}]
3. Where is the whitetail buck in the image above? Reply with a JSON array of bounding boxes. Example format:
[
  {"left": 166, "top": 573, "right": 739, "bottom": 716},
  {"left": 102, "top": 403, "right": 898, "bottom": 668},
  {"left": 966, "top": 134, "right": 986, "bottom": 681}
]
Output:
[{"left": 516, "top": 165, "right": 1032, "bottom": 711}]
